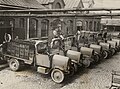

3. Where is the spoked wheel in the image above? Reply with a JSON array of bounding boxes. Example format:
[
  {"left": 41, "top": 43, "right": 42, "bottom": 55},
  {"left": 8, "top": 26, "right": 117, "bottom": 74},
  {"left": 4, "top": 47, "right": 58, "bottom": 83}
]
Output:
[
  {"left": 94, "top": 54, "right": 100, "bottom": 63},
  {"left": 9, "top": 58, "right": 21, "bottom": 71},
  {"left": 82, "top": 59, "right": 91, "bottom": 68},
  {"left": 102, "top": 50, "right": 109, "bottom": 59},
  {"left": 51, "top": 69, "right": 64, "bottom": 83}
]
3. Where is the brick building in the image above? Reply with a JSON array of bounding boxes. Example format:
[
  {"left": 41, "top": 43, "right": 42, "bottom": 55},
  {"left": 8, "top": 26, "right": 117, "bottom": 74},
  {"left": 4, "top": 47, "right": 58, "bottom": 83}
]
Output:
[{"left": 0, "top": 0, "right": 101, "bottom": 44}]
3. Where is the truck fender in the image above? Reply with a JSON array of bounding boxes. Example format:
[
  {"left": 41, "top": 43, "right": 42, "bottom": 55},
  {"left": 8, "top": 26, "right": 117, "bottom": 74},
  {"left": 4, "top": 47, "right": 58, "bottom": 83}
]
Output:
[{"left": 52, "top": 66, "right": 64, "bottom": 72}]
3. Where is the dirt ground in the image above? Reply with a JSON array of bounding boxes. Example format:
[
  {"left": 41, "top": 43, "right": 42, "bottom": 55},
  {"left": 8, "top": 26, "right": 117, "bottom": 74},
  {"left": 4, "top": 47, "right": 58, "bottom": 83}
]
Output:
[{"left": 0, "top": 52, "right": 120, "bottom": 89}]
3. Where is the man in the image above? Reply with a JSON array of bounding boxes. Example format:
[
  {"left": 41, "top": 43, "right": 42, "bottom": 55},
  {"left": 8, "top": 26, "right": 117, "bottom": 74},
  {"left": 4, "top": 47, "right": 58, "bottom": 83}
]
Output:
[
  {"left": 103, "top": 27, "right": 107, "bottom": 39},
  {"left": 76, "top": 29, "right": 81, "bottom": 41},
  {"left": 51, "top": 24, "right": 64, "bottom": 48},
  {"left": 99, "top": 29, "right": 103, "bottom": 35}
]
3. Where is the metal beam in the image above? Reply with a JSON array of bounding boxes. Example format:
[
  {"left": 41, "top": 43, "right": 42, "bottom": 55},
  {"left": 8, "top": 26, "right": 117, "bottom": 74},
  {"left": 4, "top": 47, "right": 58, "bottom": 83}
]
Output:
[
  {"left": 0, "top": 8, "right": 120, "bottom": 13},
  {"left": 0, "top": 13, "right": 120, "bottom": 17}
]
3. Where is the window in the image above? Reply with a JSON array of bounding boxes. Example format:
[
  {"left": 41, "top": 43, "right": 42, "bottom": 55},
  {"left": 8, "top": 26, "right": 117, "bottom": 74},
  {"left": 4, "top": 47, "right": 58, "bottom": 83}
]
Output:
[
  {"left": 85, "top": 21, "right": 88, "bottom": 31},
  {"left": 29, "top": 19, "right": 38, "bottom": 38},
  {"left": 67, "top": 20, "right": 73, "bottom": 35},
  {"left": 19, "top": 18, "right": 24, "bottom": 28},
  {"left": 76, "top": 20, "right": 83, "bottom": 31},
  {"left": 41, "top": 20, "right": 49, "bottom": 37},
  {"left": 51, "top": 19, "right": 61, "bottom": 29},
  {"left": 97, "top": 22, "right": 100, "bottom": 31},
  {"left": 55, "top": 2, "right": 61, "bottom": 9},
  {"left": 37, "top": 42, "right": 47, "bottom": 54},
  {"left": 89, "top": 21, "right": 92, "bottom": 31},
  {"left": 94, "top": 21, "right": 96, "bottom": 31}
]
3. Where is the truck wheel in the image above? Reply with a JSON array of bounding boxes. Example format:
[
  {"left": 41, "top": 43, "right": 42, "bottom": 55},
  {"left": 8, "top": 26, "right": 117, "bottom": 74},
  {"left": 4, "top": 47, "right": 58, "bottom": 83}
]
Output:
[
  {"left": 83, "top": 59, "right": 91, "bottom": 68},
  {"left": 9, "top": 58, "right": 21, "bottom": 71},
  {"left": 94, "top": 54, "right": 100, "bottom": 63},
  {"left": 73, "top": 63, "right": 78, "bottom": 72},
  {"left": 69, "top": 66, "right": 75, "bottom": 76},
  {"left": 51, "top": 69, "right": 64, "bottom": 83},
  {"left": 102, "top": 50, "right": 109, "bottom": 59},
  {"left": 111, "top": 48, "right": 116, "bottom": 55}
]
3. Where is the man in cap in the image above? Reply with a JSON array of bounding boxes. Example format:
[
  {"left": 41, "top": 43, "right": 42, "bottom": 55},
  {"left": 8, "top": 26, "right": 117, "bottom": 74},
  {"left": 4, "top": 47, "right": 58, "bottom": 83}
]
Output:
[
  {"left": 98, "top": 27, "right": 107, "bottom": 41},
  {"left": 51, "top": 24, "right": 64, "bottom": 48},
  {"left": 103, "top": 27, "right": 107, "bottom": 37},
  {"left": 76, "top": 29, "right": 81, "bottom": 41}
]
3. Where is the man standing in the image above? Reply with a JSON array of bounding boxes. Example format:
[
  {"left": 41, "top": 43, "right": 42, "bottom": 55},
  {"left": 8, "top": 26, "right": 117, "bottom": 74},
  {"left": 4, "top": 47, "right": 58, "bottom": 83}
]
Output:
[
  {"left": 103, "top": 27, "right": 107, "bottom": 39},
  {"left": 76, "top": 29, "right": 81, "bottom": 41},
  {"left": 51, "top": 24, "right": 64, "bottom": 48}
]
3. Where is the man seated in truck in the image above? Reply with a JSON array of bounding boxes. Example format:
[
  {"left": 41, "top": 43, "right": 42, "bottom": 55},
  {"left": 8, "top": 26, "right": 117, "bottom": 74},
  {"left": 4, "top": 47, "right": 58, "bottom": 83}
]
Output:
[{"left": 50, "top": 24, "right": 64, "bottom": 48}]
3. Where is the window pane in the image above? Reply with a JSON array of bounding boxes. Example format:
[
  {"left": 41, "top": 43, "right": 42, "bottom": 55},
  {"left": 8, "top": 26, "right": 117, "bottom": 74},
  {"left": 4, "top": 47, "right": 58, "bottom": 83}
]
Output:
[
  {"left": 67, "top": 20, "right": 73, "bottom": 35},
  {"left": 85, "top": 21, "right": 88, "bottom": 31},
  {"left": 41, "top": 20, "right": 49, "bottom": 37},
  {"left": 55, "top": 3, "right": 61, "bottom": 9},
  {"left": 76, "top": 20, "right": 83, "bottom": 31},
  {"left": 94, "top": 21, "right": 96, "bottom": 31},
  {"left": 89, "top": 21, "right": 92, "bottom": 31},
  {"left": 29, "top": 19, "right": 37, "bottom": 38},
  {"left": 19, "top": 18, "right": 24, "bottom": 28}
]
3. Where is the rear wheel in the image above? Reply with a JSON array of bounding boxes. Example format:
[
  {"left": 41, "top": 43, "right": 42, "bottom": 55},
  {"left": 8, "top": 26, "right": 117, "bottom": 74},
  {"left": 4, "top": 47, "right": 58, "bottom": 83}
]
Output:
[
  {"left": 9, "top": 58, "right": 21, "bottom": 71},
  {"left": 51, "top": 69, "right": 64, "bottom": 83}
]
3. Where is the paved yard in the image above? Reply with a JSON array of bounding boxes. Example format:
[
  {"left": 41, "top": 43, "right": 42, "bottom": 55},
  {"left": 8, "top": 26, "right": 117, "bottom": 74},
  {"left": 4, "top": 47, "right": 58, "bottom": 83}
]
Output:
[{"left": 0, "top": 52, "right": 120, "bottom": 89}]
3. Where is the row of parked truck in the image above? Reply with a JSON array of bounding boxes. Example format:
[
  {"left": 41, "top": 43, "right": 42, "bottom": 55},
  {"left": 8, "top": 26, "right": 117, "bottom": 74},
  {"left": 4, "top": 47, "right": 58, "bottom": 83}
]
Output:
[{"left": 0, "top": 31, "right": 120, "bottom": 83}]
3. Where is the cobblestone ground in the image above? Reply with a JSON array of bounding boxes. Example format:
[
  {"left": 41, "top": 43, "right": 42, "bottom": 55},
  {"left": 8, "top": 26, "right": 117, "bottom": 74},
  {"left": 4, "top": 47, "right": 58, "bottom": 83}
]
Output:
[{"left": 0, "top": 52, "right": 120, "bottom": 89}]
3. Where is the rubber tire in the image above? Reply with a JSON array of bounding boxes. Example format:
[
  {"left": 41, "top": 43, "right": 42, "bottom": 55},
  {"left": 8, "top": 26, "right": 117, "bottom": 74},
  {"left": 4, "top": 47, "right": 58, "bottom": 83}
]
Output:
[
  {"left": 111, "top": 48, "right": 116, "bottom": 55},
  {"left": 69, "top": 66, "right": 75, "bottom": 76},
  {"left": 94, "top": 54, "right": 100, "bottom": 63},
  {"left": 9, "top": 58, "right": 21, "bottom": 71},
  {"left": 82, "top": 59, "right": 91, "bottom": 68},
  {"left": 102, "top": 50, "right": 109, "bottom": 59},
  {"left": 51, "top": 69, "right": 64, "bottom": 83},
  {"left": 73, "top": 63, "right": 78, "bottom": 72}
]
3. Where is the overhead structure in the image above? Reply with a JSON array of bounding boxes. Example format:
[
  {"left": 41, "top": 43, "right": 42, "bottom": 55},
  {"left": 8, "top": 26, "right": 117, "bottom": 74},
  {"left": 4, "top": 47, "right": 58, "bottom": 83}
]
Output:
[
  {"left": 0, "top": 8, "right": 120, "bottom": 12},
  {"left": 0, "top": 8, "right": 120, "bottom": 17}
]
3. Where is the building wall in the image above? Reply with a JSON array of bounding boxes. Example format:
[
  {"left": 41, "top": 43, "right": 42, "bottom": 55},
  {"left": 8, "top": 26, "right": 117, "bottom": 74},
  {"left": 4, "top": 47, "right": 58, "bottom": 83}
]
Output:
[{"left": 0, "top": 16, "right": 101, "bottom": 43}]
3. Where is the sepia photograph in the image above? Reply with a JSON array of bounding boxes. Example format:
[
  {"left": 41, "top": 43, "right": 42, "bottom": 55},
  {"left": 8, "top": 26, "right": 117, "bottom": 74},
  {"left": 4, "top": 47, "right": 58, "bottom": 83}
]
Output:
[{"left": 0, "top": 0, "right": 120, "bottom": 89}]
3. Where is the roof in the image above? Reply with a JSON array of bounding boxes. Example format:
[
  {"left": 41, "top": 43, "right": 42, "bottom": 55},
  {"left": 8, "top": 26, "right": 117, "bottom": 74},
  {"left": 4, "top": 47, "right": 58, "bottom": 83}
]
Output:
[
  {"left": 83, "top": 2, "right": 90, "bottom": 8},
  {"left": 94, "top": 0, "right": 120, "bottom": 8},
  {"left": 37, "top": 0, "right": 54, "bottom": 5},
  {"left": 82, "top": 0, "right": 94, "bottom": 8},
  {"left": 64, "top": 0, "right": 83, "bottom": 9},
  {"left": 0, "top": 0, "right": 46, "bottom": 9},
  {"left": 101, "top": 19, "right": 120, "bottom": 26}
]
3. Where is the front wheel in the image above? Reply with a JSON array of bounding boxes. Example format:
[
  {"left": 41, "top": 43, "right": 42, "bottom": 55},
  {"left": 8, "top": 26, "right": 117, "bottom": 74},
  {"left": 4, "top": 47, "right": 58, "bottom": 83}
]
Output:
[
  {"left": 102, "top": 50, "right": 109, "bottom": 59},
  {"left": 51, "top": 69, "right": 64, "bottom": 83},
  {"left": 111, "top": 48, "right": 116, "bottom": 55},
  {"left": 73, "top": 63, "right": 78, "bottom": 72},
  {"left": 9, "top": 58, "right": 21, "bottom": 71},
  {"left": 94, "top": 54, "right": 100, "bottom": 63},
  {"left": 82, "top": 59, "right": 91, "bottom": 68}
]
